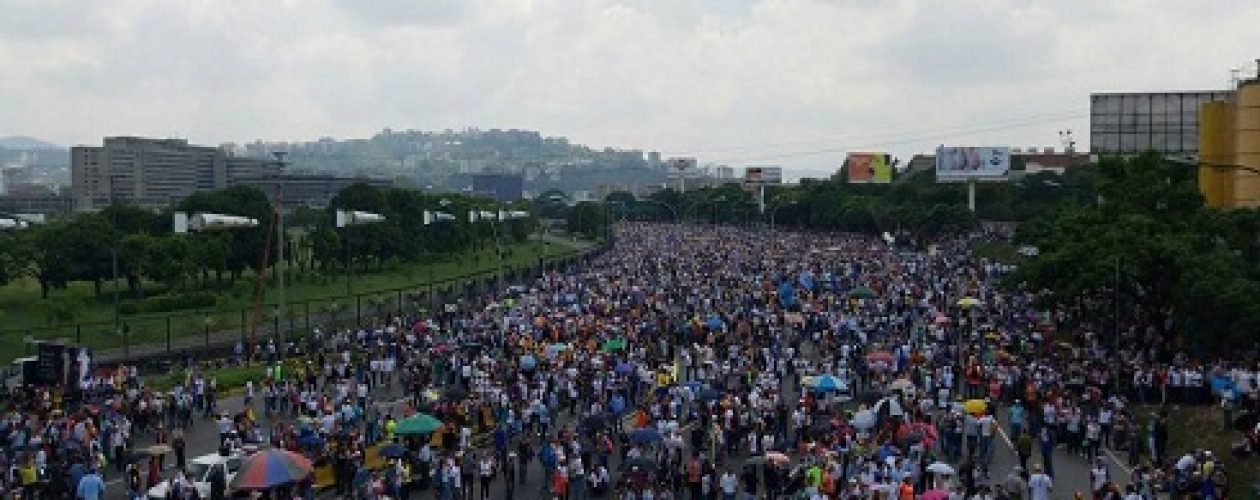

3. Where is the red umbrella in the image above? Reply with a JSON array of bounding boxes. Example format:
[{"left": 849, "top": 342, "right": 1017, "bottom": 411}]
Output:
[
  {"left": 922, "top": 490, "right": 949, "bottom": 500},
  {"left": 865, "top": 351, "right": 895, "bottom": 365}
]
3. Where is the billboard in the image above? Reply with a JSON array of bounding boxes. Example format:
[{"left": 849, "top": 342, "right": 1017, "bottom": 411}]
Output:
[
  {"left": 935, "top": 146, "right": 1011, "bottom": 182},
  {"left": 744, "top": 166, "right": 783, "bottom": 185},
  {"left": 668, "top": 157, "right": 697, "bottom": 171},
  {"left": 1090, "top": 91, "right": 1233, "bottom": 155},
  {"left": 846, "top": 153, "right": 892, "bottom": 184}
]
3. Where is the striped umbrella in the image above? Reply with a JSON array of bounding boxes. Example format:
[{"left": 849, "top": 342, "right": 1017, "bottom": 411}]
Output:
[{"left": 229, "top": 449, "right": 314, "bottom": 491}]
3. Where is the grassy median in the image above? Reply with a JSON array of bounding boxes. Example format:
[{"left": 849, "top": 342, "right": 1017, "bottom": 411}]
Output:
[{"left": 0, "top": 238, "right": 582, "bottom": 363}]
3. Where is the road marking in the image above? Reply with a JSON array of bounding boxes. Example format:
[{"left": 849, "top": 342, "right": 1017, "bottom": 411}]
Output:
[
  {"left": 995, "top": 412, "right": 1134, "bottom": 481},
  {"left": 1104, "top": 447, "right": 1133, "bottom": 477},
  {"left": 994, "top": 420, "right": 1014, "bottom": 449}
]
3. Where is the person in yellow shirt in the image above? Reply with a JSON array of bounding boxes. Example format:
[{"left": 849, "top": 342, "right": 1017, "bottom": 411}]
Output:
[{"left": 20, "top": 458, "right": 37, "bottom": 489}]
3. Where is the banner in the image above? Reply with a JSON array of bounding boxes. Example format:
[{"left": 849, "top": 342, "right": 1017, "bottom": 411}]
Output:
[
  {"left": 745, "top": 166, "right": 783, "bottom": 185},
  {"left": 846, "top": 153, "right": 892, "bottom": 184},
  {"left": 935, "top": 146, "right": 1010, "bottom": 182}
]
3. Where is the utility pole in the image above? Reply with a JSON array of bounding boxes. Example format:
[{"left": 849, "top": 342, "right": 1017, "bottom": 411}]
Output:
[
  {"left": 107, "top": 174, "right": 123, "bottom": 358},
  {"left": 273, "top": 152, "right": 287, "bottom": 360},
  {"left": 1114, "top": 254, "right": 1121, "bottom": 392}
]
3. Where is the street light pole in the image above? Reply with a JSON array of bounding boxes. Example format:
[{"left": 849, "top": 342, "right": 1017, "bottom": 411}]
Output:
[
  {"left": 107, "top": 174, "right": 123, "bottom": 358},
  {"left": 1114, "top": 254, "right": 1121, "bottom": 392},
  {"left": 768, "top": 201, "right": 800, "bottom": 233},
  {"left": 273, "top": 152, "right": 287, "bottom": 359}
]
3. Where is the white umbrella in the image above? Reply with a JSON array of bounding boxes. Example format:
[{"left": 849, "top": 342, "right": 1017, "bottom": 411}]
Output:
[
  {"left": 926, "top": 462, "right": 955, "bottom": 475},
  {"left": 851, "top": 409, "right": 876, "bottom": 430},
  {"left": 874, "top": 397, "right": 905, "bottom": 418}
]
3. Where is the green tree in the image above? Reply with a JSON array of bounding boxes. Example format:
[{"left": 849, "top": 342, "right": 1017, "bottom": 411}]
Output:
[
  {"left": 27, "top": 222, "right": 75, "bottom": 299},
  {"left": 118, "top": 232, "right": 153, "bottom": 298},
  {"left": 309, "top": 224, "right": 341, "bottom": 273},
  {"left": 567, "top": 201, "right": 607, "bottom": 239},
  {"left": 146, "top": 235, "right": 190, "bottom": 291},
  {"left": 178, "top": 186, "right": 273, "bottom": 282},
  {"left": 1009, "top": 153, "right": 1260, "bottom": 353},
  {"left": 0, "top": 231, "right": 28, "bottom": 286}
]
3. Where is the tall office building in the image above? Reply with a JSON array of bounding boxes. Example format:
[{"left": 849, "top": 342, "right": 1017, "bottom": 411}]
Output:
[{"left": 71, "top": 137, "right": 279, "bottom": 211}]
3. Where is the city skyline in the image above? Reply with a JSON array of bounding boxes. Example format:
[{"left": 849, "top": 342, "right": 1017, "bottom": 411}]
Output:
[{"left": 2, "top": 0, "right": 1259, "bottom": 179}]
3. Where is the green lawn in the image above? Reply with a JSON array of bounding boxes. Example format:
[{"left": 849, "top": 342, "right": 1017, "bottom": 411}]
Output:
[
  {"left": 0, "top": 238, "right": 583, "bottom": 362},
  {"left": 1138, "top": 404, "right": 1257, "bottom": 497},
  {"left": 972, "top": 241, "right": 1022, "bottom": 265}
]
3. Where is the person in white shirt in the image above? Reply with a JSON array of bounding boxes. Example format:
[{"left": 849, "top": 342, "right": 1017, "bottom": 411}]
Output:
[
  {"left": 1028, "top": 464, "right": 1052, "bottom": 500},
  {"left": 1089, "top": 460, "right": 1109, "bottom": 494},
  {"left": 720, "top": 471, "right": 738, "bottom": 499}
]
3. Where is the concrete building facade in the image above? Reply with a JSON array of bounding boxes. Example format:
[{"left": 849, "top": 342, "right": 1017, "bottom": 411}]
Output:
[
  {"left": 230, "top": 174, "right": 392, "bottom": 210},
  {"left": 72, "top": 137, "right": 286, "bottom": 211}
]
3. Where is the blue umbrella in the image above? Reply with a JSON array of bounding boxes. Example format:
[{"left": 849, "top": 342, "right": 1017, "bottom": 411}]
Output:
[
  {"left": 1211, "top": 375, "right": 1239, "bottom": 395},
  {"left": 520, "top": 354, "right": 537, "bottom": 370},
  {"left": 378, "top": 443, "right": 407, "bottom": 459},
  {"left": 699, "top": 388, "right": 723, "bottom": 402},
  {"left": 615, "top": 361, "right": 635, "bottom": 375},
  {"left": 706, "top": 315, "right": 724, "bottom": 330},
  {"left": 629, "top": 428, "right": 662, "bottom": 445},
  {"left": 778, "top": 281, "right": 798, "bottom": 308},
  {"left": 297, "top": 433, "right": 325, "bottom": 448},
  {"left": 813, "top": 374, "right": 842, "bottom": 392}
]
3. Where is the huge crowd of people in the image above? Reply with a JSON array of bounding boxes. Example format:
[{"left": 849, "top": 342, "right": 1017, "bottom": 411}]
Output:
[{"left": 0, "top": 223, "right": 1257, "bottom": 499}]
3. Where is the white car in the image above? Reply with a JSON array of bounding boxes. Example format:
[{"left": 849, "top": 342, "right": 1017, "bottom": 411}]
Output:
[{"left": 147, "top": 452, "right": 243, "bottom": 499}]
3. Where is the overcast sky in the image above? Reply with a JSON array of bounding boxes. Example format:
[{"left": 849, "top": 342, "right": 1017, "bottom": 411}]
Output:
[{"left": 2, "top": 0, "right": 1258, "bottom": 178}]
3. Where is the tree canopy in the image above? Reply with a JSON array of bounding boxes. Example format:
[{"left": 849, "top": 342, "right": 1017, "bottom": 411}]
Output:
[
  {"left": 1011, "top": 153, "right": 1260, "bottom": 354},
  {"left": 1, "top": 183, "right": 536, "bottom": 302}
]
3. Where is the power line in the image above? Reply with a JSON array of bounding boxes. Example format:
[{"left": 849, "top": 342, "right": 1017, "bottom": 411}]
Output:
[
  {"left": 668, "top": 110, "right": 1087, "bottom": 156},
  {"left": 704, "top": 112, "right": 1087, "bottom": 164}
]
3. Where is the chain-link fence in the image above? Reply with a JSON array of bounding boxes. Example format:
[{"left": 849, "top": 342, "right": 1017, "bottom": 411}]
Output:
[{"left": 2, "top": 241, "right": 609, "bottom": 367}]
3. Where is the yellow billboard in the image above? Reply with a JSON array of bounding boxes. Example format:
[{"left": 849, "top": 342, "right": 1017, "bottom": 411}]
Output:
[{"left": 846, "top": 153, "right": 892, "bottom": 184}]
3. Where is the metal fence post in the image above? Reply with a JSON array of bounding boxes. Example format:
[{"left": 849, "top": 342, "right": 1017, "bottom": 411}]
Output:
[
  {"left": 166, "top": 316, "right": 172, "bottom": 354},
  {"left": 76, "top": 325, "right": 82, "bottom": 345},
  {"left": 305, "top": 301, "right": 311, "bottom": 337},
  {"left": 356, "top": 295, "right": 362, "bottom": 326}
]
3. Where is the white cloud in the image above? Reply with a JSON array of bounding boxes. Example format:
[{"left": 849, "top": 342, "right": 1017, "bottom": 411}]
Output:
[{"left": 1, "top": 0, "right": 1258, "bottom": 177}]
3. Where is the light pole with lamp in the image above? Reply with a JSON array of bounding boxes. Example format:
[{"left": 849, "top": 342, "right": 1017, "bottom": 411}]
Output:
[
  {"left": 175, "top": 211, "right": 260, "bottom": 352},
  {"left": 469, "top": 208, "right": 530, "bottom": 281},
  {"left": 423, "top": 207, "right": 456, "bottom": 311},
  {"left": 768, "top": 200, "right": 801, "bottom": 233},
  {"left": 336, "top": 210, "right": 387, "bottom": 326}
]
